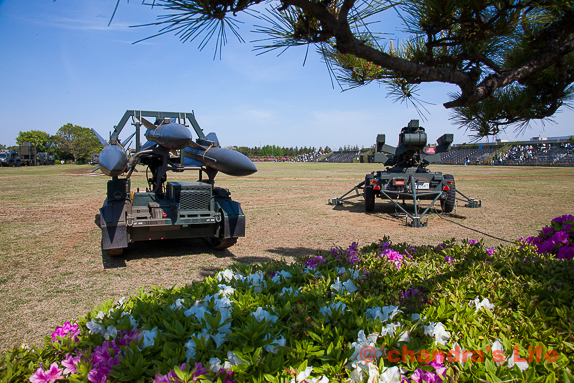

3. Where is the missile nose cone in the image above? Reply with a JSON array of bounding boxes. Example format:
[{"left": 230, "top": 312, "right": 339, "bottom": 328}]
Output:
[
  {"left": 98, "top": 145, "right": 128, "bottom": 177},
  {"left": 211, "top": 147, "right": 258, "bottom": 176},
  {"left": 229, "top": 151, "right": 258, "bottom": 176}
]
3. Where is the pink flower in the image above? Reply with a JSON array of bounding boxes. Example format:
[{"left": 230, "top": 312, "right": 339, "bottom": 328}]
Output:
[
  {"left": 29, "top": 363, "right": 63, "bottom": 383},
  {"left": 61, "top": 354, "right": 80, "bottom": 375}
]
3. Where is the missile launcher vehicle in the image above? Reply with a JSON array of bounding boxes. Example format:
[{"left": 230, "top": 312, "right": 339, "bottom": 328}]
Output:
[
  {"left": 93, "top": 110, "right": 257, "bottom": 256},
  {"left": 329, "top": 119, "right": 480, "bottom": 227}
]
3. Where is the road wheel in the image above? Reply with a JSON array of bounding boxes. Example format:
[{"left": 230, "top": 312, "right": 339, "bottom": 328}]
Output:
[
  {"left": 440, "top": 174, "right": 456, "bottom": 213},
  {"left": 105, "top": 248, "right": 124, "bottom": 256},
  {"left": 101, "top": 240, "right": 123, "bottom": 256}
]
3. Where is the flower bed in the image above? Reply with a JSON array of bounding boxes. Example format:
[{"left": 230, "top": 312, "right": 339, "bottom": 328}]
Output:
[{"left": 1, "top": 216, "right": 573, "bottom": 382}]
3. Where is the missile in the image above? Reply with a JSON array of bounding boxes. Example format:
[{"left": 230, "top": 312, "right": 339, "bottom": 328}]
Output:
[
  {"left": 137, "top": 116, "right": 257, "bottom": 177},
  {"left": 183, "top": 144, "right": 258, "bottom": 176},
  {"left": 137, "top": 117, "right": 192, "bottom": 150},
  {"left": 91, "top": 129, "right": 129, "bottom": 177}
]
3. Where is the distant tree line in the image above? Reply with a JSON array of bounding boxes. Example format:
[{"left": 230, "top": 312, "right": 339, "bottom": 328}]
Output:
[
  {"left": 7, "top": 124, "right": 102, "bottom": 164},
  {"left": 236, "top": 145, "right": 333, "bottom": 158}
]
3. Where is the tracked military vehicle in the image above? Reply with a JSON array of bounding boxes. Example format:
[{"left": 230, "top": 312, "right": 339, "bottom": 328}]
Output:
[
  {"left": 93, "top": 110, "right": 257, "bottom": 256},
  {"left": 329, "top": 120, "right": 480, "bottom": 227}
]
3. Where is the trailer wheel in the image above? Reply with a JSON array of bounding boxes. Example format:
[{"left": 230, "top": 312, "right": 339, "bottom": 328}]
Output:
[
  {"left": 364, "top": 185, "right": 375, "bottom": 212},
  {"left": 440, "top": 174, "right": 456, "bottom": 213}
]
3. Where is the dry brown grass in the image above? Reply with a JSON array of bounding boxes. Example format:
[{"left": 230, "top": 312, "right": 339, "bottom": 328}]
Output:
[{"left": 0, "top": 163, "right": 573, "bottom": 351}]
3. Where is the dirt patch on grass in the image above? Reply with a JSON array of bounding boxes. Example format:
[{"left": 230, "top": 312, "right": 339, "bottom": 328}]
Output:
[{"left": 0, "top": 163, "right": 573, "bottom": 351}]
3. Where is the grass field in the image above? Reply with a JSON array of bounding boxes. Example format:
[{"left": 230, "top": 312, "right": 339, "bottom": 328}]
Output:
[{"left": 0, "top": 163, "right": 573, "bottom": 352}]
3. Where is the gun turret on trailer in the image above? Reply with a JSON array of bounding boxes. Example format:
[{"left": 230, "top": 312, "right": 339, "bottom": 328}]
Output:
[{"left": 329, "top": 119, "right": 480, "bottom": 227}]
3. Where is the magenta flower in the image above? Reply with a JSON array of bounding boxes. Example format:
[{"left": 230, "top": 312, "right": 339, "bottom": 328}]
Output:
[
  {"left": 29, "top": 363, "right": 63, "bottom": 383},
  {"left": 542, "top": 226, "right": 554, "bottom": 236},
  {"left": 61, "top": 354, "right": 80, "bottom": 375},
  {"left": 557, "top": 246, "right": 574, "bottom": 260},
  {"left": 486, "top": 247, "right": 495, "bottom": 256},
  {"left": 380, "top": 248, "right": 403, "bottom": 268},
  {"left": 539, "top": 240, "right": 556, "bottom": 254},
  {"left": 468, "top": 239, "right": 479, "bottom": 245},
  {"left": 51, "top": 322, "right": 80, "bottom": 343},
  {"left": 551, "top": 231, "right": 570, "bottom": 245},
  {"left": 444, "top": 256, "right": 454, "bottom": 264}
]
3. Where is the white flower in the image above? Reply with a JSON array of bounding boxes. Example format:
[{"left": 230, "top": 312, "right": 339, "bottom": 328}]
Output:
[
  {"left": 470, "top": 296, "right": 495, "bottom": 312},
  {"left": 95, "top": 311, "right": 105, "bottom": 320},
  {"left": 140, "top": 327, "right": 158, "bottom": 348},
  {"left": 294, "top": 366, "right": 313, "bottom": 383},
  {"left": 365, "top": 306, "right": 402, "bottom": 323},
  {"left": 492, "top": 339, "right": 506, "bottom": 366},
  {"left": 185, "top": 329, "right": 210, "bottom": 361},
  {"left": 381, "top": 323, "right": 409, "bottom": 343},
  {"left": 170, "top": 298, "right": 186, "bottom": 310},
  {"left": 264, "top": 335, "right": 286, "bottom": 354},
  {"left": 251, "top": 307, "right": 278, "bottom": 323},
  {"left": 117, "top": 297, "right": 126, "bottom": 306},
  {"left": 227, "top": 351, "right": 248, "bottom": 366},
  {"left": 86, "top": 319, "right": 106, "bottom": 335},
  {"left": 280, "top": 287, "right": 296, "bottom": 296},
  {"left": 450, "top": 342, "right": 472, "bottom": 368},
  {"left": 424, "top": 322, "right": 450, "bottom": 346},
  {"left": 320, "top": 302, "right": 347, "bottom": 319},
  {"left": 184, "top": 303, "right": 209, "bottom": 322},
  {"left": 342, "top": 279, "right": 358, "bottom": 293},
  {"left": 103, "top": 325, "right": 118, "bottom": 340},
  {"left": 272, "top": 270, "right": 293, "bottom": 283},
  {"left": 212, "top": 333, "right": 227, "bottom": 348},
  {"left": 209, "top": 358, "right": 232, "bottom": 373},
  {"left": 218, "top": 284, "right": 235, "bottom": 297},
  {"left": 217, "top": 269, "right": 235, "bottom": 282},
  {"left": 331, "top": 277, "right": 358, "bottom": 296},
  {"left": 336, "top": 267, "right": 347, "bottom": 275},
  {"left": 379, "top": 366, "right": 402, "bottom": 383},
  {"left": 508, "top": 349, "right": 529, "bottom": 371},
  {"left": 350, "top": 330, "right": 382, "bottom": 364},
  {"left": 128, "top": 315, "right": 138, "bottom": 329},
  {"left": 217, "top": 322, "right": 232, "bottom": 334},
  {"left": 410, "top": 313, "right": 423, "bottom": 322}
]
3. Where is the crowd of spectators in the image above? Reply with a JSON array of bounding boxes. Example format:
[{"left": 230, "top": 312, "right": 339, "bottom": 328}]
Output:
[{"left": 291, "top": 151, "right": 325, "bottom": 162}]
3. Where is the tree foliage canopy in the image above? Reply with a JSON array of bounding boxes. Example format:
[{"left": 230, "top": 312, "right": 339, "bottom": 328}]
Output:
[
  {"left": 16, "top": 130, "right": 57, "bottom": 153},
  {"left": 56, "top": 124, "right": 102, "bottom": 164},
  {"left": 124, "top": 0, "right": 574, "bottom": 138}
]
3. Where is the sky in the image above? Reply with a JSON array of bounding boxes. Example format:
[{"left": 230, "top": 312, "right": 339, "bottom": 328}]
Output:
[{"left": 1, "top": 0, "right": 573, "bottom": 151}]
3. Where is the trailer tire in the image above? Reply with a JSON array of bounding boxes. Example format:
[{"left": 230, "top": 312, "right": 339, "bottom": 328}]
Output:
[{"left": 440, "top": 174, "right": 456, "bottom": 213}]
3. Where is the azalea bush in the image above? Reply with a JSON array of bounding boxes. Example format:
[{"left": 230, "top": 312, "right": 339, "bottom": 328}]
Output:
[
  {"left": 1, "top": 217, "right": 574, "bottom": 383},
  {"left": 526, "top": 214, "right": 574, "bottom": 260}
]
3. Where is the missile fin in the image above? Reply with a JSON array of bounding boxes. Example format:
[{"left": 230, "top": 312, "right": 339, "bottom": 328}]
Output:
[
  {"left": 121, "top": 132, "right": 136, "bottom": 147},
  {"left": 92, "top": 129, "right": 108, "bottom": 147},
  {"left": 91, "top": 165, "right": 100, "bottom": 173},
  {"left": 140, "top": 141, "right": 157, "bottom": 151},
  {"left": 187, "top": 141, "right": 205, "bottom": 150},
  {"left": 205, "top": 132, "right": 219, "bottom": 144},
  {"left": 137, "top": 117, "right": 158, "bottom": 131}
]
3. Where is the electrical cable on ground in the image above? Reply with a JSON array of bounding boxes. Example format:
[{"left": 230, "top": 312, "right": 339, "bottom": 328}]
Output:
[{"left": 432, "top": 208, "right": 515, "bottom": 244}]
